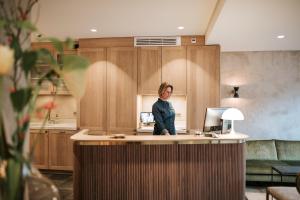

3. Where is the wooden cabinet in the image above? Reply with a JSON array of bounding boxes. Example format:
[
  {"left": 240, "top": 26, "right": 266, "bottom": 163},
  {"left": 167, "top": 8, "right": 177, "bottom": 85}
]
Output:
[
  {"left": 162, "top": 46, "right": 187, "bottom": 95},
  {"left": 30, "top": 130, "right": 75, "bottom": 171},
  {"left": 78, "top": 48, "right": 107, "bottom": 131},
  {"left": 187, "top": 45, "right": 220, "bottom": 130},
  {"left": 31, "top": 42, "right": 76, "bottom": 95},
  {"left": 138, "top": 46, "right": 187, "bottom": 95},
  {"left": 48, "top": 130, "right": 74, "bottom": 170},
  {"left": 107, "top": 47, "right": 137, "bottom": 132},
  {"left": 138, "top": 47, "right": 162, "bottom": 94},
  {"left": 79, "top": 47, "right": 138, "bottom": 133},
  {"left": 30, "top": 130, "right": 49, "bottom": 169}
]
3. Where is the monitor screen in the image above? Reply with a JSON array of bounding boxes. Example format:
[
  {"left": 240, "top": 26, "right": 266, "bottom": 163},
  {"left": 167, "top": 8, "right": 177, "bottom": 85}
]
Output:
[
  {"left": 203, "top": 107, "right": 231, "bottom": 133},
  {"left": 140, "top": 112, "right": 155, "bottom": 123}
]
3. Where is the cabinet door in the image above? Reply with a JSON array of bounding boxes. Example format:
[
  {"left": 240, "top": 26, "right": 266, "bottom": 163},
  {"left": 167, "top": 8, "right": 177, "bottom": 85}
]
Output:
[
  {"left": 138, "top": 47, "right": 161, "bottom": 94},
  {"left": 107, "top": 47, "right": 137, "bottom": 132},
  {"left": 187, "top": 45, "right": 220, "bottom": 130},
  {"left": 78, "top": 48, "right": 107, "bottom": 131},
  {"left": 48, "top": 131, "right": 74, "bottom": 171},
  {"left": 30, "top": 130, "right": 49, "bottom": 169},
  {"left": 162, "top": 46, "right": 187, "bottom": 95}
]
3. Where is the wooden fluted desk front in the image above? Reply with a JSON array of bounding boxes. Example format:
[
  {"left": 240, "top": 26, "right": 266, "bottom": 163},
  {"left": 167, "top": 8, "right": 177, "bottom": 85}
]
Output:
[{"left": 71, "top": 130, "right": 248, "bottom": 200}]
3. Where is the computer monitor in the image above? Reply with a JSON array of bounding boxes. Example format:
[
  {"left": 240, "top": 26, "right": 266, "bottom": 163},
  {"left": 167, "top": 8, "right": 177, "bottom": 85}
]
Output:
[
  {"left": 203, "top": 107, "right": 231, "bottom": 133},
  {"left": 140, "top": 112, "right": 155, "bottom": 124}
]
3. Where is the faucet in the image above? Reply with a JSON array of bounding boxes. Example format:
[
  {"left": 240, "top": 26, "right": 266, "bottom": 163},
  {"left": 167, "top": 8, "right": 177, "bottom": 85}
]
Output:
[{"left": 46, "top": 110, "right": 56, "bottom": 124}]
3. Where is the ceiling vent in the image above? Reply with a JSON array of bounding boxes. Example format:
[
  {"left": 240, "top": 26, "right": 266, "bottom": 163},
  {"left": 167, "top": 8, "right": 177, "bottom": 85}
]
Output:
[{"left": 134, "top": 36, "right": 181, "bottom": 47}]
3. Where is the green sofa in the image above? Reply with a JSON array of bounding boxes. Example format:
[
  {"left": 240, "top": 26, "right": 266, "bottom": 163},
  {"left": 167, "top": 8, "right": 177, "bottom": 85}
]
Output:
[{"left": 246, "top": 140, "right": 300, "bottom": 182}]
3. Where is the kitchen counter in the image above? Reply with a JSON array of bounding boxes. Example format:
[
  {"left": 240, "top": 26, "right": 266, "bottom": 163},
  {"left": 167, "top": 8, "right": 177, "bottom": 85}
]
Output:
[
  {"left": 136, "top": 127, "right": 187, "bottom": 134},
  {"left": 71, "top": 129, "right": 248, "bottom": 144},
  {"left": 72, "top": 129, "right": 248, "bottom": 200},
  {"left": 30, "top": 121, "right": 77, "bottom": 130}
]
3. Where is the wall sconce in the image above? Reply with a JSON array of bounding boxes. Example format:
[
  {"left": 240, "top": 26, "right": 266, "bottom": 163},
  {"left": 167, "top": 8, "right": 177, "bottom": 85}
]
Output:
[{"left": 233, "top": 87, "right": 239, "bottom": 98}]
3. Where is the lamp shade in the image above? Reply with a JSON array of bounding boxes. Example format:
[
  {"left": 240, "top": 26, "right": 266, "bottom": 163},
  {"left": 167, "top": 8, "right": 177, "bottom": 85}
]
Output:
[{"left": 221, "top": 108, "right": 244, "bottom": 120}]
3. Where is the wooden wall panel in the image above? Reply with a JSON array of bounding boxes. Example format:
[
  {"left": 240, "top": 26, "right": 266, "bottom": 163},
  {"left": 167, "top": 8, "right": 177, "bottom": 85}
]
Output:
[
  {"left": 79, "top": 37, "right": 134, "bottom": 48},
  {"left": 137, "top": 47, "right": 162, "bottom": 94},
  {"left": 74, "top": 143, "right": 245, "bottom": 200},
  {"left": 107, "top": 47, "right": 137, "bottom": 132},
  {"left": 181, "top": 35, "right": 205, "bottom": 46},
  {"left": 187, "top": 45, "right": 220, "bottom": 130},
  {"left": 162, "top": 46, "right": 187, "bottom": 95},
  {"left": 78, "top": 48, "right": 107, "bottom": 131}
]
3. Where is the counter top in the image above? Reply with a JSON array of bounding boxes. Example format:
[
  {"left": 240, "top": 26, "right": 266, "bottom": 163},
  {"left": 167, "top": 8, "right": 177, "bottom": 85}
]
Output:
[
  {"left": 136, "top": 127, "right": 187, "bottom": 134},
  {"left": 30, "top": 122, "right": 77, "bottom": 130},
  {"left": 71, "top": 129, "right": 248, "bottom": 144}
]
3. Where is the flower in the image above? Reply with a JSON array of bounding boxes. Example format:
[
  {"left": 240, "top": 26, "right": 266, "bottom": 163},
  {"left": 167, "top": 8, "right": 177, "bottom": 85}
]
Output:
[
  {"left": 42, "top": 101, "right": 56, "bottom": 110},
  {"left": 0, "top": 45, "right": 14, "bottom": 75}
]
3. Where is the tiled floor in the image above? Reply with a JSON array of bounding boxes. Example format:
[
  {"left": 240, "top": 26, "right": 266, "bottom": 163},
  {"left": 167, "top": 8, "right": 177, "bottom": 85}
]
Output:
[
  {"left": 43, "top": 172, "right": 266, "bottom": 200},
  {"left": 246, "top": 187, "right": 266, "bottom": 200},
  {"left": 43, "top": 172, "right": 73, "bottom": 200}
]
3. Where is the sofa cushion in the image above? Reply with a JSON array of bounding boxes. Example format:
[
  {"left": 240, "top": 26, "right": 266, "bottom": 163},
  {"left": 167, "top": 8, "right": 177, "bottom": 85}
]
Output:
[
  {"left": 246, "top": 160, "right": 286, "bottom": 174},
  {"left": 276, "top": 140, "right": 300, "bottom": 161},
  {"left": 284, "top": 161, "right": 300, "bottom": 166},
  {"left": 246, "top": 140, "right": 278, "bottom": 160}
]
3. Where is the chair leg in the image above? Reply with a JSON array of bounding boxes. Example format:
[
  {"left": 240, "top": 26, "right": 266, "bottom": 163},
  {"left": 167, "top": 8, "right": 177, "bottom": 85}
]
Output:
[{"left": 266, "top": 189, "right": 269, "bottom": 200}]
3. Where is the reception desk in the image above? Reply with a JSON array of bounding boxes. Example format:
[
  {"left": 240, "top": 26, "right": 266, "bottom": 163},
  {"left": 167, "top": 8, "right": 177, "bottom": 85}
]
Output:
[{"left": 71, "top": 130, "right": 248, "bottom": 200}]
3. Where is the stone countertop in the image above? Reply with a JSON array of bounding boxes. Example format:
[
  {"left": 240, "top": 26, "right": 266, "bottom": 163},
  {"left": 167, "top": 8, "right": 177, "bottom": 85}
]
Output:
[
  {"left": 71, "top": 129, "right": 249, "bottom": 144},
  {"left": 30, "top": 122, "right": 77, "bottom": 130}
]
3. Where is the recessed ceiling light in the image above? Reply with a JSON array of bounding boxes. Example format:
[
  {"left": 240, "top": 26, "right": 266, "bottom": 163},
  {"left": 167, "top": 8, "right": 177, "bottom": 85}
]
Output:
[
  {"left": 177, "top": 26, "right": 184, "bottom": 30},
  {"left": 277, "top": 35, "right": 285, "bottom": 39},
  {"left": 90, "top": 29, "right": 97, "bottom": 32}
]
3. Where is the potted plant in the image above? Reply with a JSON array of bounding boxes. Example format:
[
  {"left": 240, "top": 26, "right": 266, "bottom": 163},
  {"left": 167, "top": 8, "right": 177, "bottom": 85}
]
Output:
[{"left": 0, "top": 0, "right": 90, "bottom": 199}]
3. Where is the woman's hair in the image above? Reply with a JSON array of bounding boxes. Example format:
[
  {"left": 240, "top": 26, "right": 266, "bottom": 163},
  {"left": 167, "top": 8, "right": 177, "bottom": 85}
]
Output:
[{"left": 158, "top": 82, "right": 173, "bottom": 97}]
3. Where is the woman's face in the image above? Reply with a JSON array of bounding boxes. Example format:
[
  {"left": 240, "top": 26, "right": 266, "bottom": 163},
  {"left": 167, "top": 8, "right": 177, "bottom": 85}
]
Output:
[{"left": 161, "top": 87, "right": 172, "bottom": 100}]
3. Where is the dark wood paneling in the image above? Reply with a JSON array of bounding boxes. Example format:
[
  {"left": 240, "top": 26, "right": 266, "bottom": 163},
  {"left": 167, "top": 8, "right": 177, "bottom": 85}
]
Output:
[{"left": 74, "top": 143, "right": 245, "bottom": 200}]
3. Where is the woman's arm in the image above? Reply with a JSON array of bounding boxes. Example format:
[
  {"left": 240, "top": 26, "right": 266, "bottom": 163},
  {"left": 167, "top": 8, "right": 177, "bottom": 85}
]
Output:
[{"left": 152, "top": 105, "right": 169, "bottom": 135}]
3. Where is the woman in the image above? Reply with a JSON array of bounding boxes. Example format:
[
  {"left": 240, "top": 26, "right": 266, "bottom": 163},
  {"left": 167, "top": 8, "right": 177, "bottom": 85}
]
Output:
[{"left": 152, "top": 82, "right": 176, "bottom": 135}]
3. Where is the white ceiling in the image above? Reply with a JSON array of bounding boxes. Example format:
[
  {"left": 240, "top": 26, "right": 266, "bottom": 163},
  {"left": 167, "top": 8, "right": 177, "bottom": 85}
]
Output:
[
  {"left": 31, "top": 0, "right": 300, "bottom": 52},
  {"left": 31, "top": 0, "right": 217, "bottom": 39},
  {"left": 206, "top": 0, "right": 300, "bottom": 52}
]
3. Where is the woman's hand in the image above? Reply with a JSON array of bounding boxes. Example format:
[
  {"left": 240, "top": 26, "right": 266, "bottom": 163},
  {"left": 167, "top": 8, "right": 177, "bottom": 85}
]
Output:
[{"left": 161, "top": 129, "right": 170, "bottom": 135}]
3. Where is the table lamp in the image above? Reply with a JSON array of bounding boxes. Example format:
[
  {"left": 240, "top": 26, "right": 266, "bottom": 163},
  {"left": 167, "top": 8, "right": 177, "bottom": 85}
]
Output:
[{"left": 221, "top": 108, "right": 244, "bottom": 134}]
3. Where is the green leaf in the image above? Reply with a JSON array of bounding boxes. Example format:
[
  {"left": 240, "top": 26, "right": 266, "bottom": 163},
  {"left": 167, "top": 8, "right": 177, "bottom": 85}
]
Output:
[
  {"left": 7, "top": 158, "right": 22, "bottom": 200},
  {"left": 0, "top": 115, "right": 9, "bottom": 160},
  {"left": 58, "top": 55, "right": 90, "bottom": 99},
  {"left": 15, "top": 20, "right": 37, "bottom": 31},
  {"left": 42, "top": 37, "right": 64, "bottom": 54},
  {"left": 22, "top": 51, "right": 37, "bottom": 77},
  {"left": 36, "top": 48, "right": 57, "bottom": 66},
  {"left": 65, "top": 38, "right": 74, "bottom": 49},
  {"left": 11, "top": 36, "right": 22, "bottom": 61},
  {"left": 10, "top": 88, "right": 32, "bottom": 112},
  {"left": 62, "top": 55, "right": 90, "bottom": 71},
  {"left": 0, "top": 19, "right": 6, "bottom": 29}
]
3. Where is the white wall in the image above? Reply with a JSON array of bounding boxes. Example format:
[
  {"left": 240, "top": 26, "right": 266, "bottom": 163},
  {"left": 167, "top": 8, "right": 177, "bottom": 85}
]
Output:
[{"left": 220, "top": 51, "right": 300, "bottom": 140}]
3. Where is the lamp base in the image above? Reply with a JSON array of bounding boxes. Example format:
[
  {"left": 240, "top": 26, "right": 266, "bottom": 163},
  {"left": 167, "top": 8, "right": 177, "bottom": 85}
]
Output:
[
  {"left": 228, "top": 120, "right": 237, "bottom": 135},
  {"left": 228, "top": 129, "right": 237, "bottom": 135}
]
